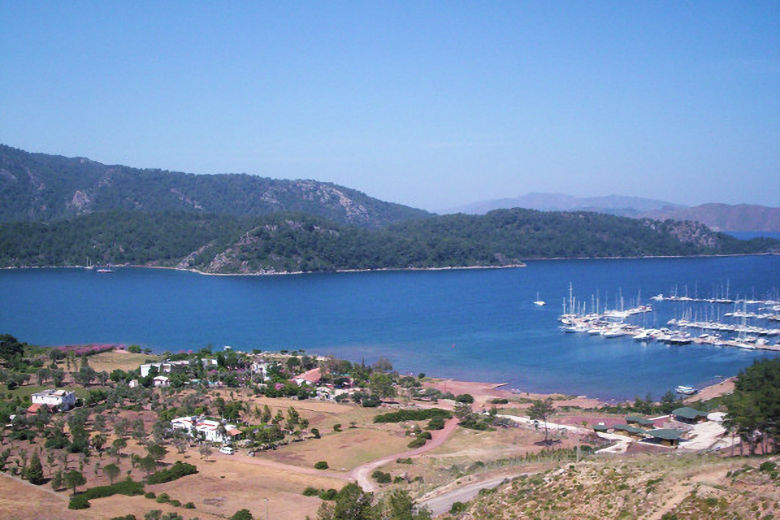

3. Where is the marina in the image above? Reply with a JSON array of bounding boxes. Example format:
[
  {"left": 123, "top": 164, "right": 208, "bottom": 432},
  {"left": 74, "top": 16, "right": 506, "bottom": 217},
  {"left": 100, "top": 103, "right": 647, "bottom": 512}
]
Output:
[{"left": 560, "top": 284, "right": 780, "bottom": 352}]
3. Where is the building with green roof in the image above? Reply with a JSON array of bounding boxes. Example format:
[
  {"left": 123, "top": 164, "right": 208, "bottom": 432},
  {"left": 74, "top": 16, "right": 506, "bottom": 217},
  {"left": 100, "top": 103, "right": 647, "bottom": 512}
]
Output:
[
  {"left": 613, "top": 424, "right": 647, "bottom": 438},
  {"left": 647, "top": 429, "right": 684, "bottom": 446},
  {"left": 626, "top": 415, "right": 654, "bottom": 427},
  {"left": 672, "top": 407, "right": 708, "bottom": 423}
]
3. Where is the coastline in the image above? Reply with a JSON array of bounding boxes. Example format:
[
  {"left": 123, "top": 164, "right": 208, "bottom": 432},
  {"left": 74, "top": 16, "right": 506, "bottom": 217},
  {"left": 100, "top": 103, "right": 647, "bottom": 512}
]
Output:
[{"left": 1, "top": 250, "right": 775, "bottom": 277}]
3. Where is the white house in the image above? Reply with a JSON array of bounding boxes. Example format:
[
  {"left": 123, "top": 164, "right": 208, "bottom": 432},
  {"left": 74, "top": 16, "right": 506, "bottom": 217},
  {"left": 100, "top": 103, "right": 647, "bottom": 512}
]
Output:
[
  {"left": 140, "top": 360, "right": 190, "bottom": 377},
  {"left": 171, "top": 416, "right": 241, "bottom": 444},
  {"left": 31, "top": 389, "right": 76, "bottom": 411},
  {"left": 128, "top": 379, "right": 139, "bottom": 388},
  {"left": 250, "top": 361, "right": 270, "bottom": 380},
  {"left": 153, "top": 375, "right": 170, "bottom": 387}
]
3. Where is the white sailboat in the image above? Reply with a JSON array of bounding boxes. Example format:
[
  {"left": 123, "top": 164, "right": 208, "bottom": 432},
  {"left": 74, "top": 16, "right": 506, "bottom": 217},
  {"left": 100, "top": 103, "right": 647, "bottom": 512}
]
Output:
[{"left": 533, "top": 292, "right": 546, "bottom": 306}]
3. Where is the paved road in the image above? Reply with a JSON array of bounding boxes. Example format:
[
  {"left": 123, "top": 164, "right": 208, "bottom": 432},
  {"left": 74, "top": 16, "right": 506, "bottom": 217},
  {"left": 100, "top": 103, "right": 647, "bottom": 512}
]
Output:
[{"left": 419, "top": 474, "right": 526, "bottom": 517}]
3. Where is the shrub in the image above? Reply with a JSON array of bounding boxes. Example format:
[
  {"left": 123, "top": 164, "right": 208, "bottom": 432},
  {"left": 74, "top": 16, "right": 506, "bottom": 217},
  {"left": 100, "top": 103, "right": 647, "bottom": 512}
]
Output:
[
  {"left": 156, "top": 493, "right": 170, "bottom": 503},
  {"left": 231, "top": 509, "right": 254, "bottom": 520},
  {"left": 68, "top": 495, "right": 90, "bottom": 509},
  {"left": 314, "top": 461, "right": 329, "bottom": 470},
  {"left": 420, "top": 431, "right": 432, "bottom": 440},
  {"left": 426, "top": 417, "right": 445, "bottom": 430},
  {"left": 111, "top": 516, "right": 137, "bottom": 520},
  {"left": 319, "top": 488, "right": 338, "bottom": 500},
  {"left": 183, "top": 502, "right": 195, "bottom": 509},
  {"left": 371, "top": 470, "right": 392, "bottom": 484},
  {"left": 450, "top": 502, "right": 466, "bottom": 514},
  {"left": 394, "top": 476, "right": 405, "bottom": 483},
  {"left": 396, "top": 458, "right": 413, "bottom": 464},
  {"left": 490, "top": 398, "right": 509, "bottom": 404},
  {"left": 147, "top": 462, "right": 197, "bottom": 484},
  {"left": 374, "top": 408, "right": 452, "bottom": 423},
  {"left": 303, "top": 486, "right": 319, "bottom": 496},
  {"left": 455, "top": 394, "right": 474, "bottom": 404},
  {"left": 333, "top": 424, "right": 342, "bottom": 432},
  {"left": 407, "top": 437, "right": 426, "bottom": 449},
  {"left": 145, "top": 492, "right": 156, "bottom": 499},
  {"left": 169, "top": 499, "right": 181, "bottom": 507},
  {"left": 310, "top": 428, "right": 320, "bottom": 438},
  {"left": 78, "top": 480, "right": 145, "bottom": 504}
]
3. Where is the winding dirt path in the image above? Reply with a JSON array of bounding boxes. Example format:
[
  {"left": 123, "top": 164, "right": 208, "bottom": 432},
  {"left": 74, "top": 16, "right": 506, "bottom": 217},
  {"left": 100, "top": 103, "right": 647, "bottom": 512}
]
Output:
[{"left": 347, "top": 417, "right": 459, "bottom": 491}]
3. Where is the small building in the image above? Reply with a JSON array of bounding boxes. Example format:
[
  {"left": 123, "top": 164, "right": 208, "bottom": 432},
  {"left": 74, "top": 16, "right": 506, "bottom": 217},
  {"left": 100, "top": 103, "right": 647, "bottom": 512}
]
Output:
[
  {"left": 647, "top": 429, "right": 684, "bottom": 447},
  {"left": 153, "top": 375, "right": 170, "bottom": 387},
  {"left": 672, "top": 407, "right": 708, "bottom": 424},
  {"left": 613, "top": 424, "right": 647, "bottom": 439},
  {"left": 293, "top": 367, "right": 321, "bottom": 386},
  {"left": 592, "top": 424, "right": 609, "bottom": 433},
  {"left": 128, "top": 379, "right": 139, "bottom": 388},
  {"left": 171, "top": 416, "right": 241, "bottom": 444},
  {"left": 626, "top": 416, "right": 654, "bottom": 428},
  {"left": 31, "top": 389, "right": 76, "bottom": 411}
]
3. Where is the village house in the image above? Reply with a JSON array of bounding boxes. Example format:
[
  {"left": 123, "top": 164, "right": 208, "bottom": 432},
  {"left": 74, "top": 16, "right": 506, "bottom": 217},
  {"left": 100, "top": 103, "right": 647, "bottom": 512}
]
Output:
[
  {"left": 293, "top": 367, "right": 321, "bottom": 386},
  {"left": 140, "top": 360, "right": 190, "bottom": 377},
  {"left": 171, "top": 416, "right": 242, "bottom": 444},
  {"left": 251, "top": 360, "right": 271, "bottom": 380},
  {"left": 153, "top": 375, "right": 170, "bottom": 387},
  {"left": 31, "top": 389, "right": 76, "bottom": 411}
]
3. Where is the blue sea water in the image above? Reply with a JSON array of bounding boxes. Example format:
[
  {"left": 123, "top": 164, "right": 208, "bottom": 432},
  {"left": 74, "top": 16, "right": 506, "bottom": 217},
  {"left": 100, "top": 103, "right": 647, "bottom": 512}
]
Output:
[{"left": 1, "top": 255, "right": 778, "bottom": 401}]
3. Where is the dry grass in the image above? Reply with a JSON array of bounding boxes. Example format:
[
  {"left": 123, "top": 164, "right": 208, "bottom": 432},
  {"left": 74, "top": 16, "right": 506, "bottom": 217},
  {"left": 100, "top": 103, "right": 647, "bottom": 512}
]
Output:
[
  {"left": 268, "top": 425, "right": 410, "bottom": 471},
  {"left": 86, "top": 350, "right": 161, "bottom": 373}
]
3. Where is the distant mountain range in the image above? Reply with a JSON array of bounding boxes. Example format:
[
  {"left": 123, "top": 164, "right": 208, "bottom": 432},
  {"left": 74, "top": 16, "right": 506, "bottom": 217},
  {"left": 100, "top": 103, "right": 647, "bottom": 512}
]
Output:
[
  {"left": 0, "top": 144, "right": 428, "bottom": 228},
  {"left": 0, "top": 145, "right": 777, "bottom": 275},
  {"left": 444, "top": 193, "right": 780, "bottom": 232}
]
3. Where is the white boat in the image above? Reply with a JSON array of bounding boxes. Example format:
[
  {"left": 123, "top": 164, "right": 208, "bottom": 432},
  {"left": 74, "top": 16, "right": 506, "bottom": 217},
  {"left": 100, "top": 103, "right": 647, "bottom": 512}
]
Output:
[
  {"left": 96, "top": 267, "right": 113, "bottom": 273},
  {"left": 533, "top": 292, "right": 546, "bottom": 306},
  {"left": 675, "top": 385, "right": 697, "bottom": 395}
]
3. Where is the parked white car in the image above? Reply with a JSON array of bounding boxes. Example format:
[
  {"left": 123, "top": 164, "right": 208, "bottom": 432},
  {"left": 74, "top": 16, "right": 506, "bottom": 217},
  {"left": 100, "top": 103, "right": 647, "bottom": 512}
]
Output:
[{"left": 219, "top": 446, "right": 234, "bottom": 455}]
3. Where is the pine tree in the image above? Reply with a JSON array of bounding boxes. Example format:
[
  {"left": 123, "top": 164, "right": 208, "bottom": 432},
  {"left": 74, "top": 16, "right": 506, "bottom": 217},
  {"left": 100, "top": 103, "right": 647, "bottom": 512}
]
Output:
[
  {"left": 26, "top": 451, "right": 45, "bottom": 485},
  {"left": 51, "top": 469, "right": 62, "bottom": 491}
]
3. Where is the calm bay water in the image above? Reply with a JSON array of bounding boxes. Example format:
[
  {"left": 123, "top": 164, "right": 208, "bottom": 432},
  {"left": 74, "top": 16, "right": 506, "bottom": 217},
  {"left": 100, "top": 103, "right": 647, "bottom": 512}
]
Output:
[{"left": 1, "top": 255, "right": 778, "bottom": 400}]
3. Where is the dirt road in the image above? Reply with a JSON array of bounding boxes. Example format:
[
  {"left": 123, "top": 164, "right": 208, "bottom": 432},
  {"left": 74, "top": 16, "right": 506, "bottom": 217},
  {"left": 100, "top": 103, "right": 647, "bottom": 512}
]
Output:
[{"left": 348, "top": 417, "right": 459, "bottom": 491}]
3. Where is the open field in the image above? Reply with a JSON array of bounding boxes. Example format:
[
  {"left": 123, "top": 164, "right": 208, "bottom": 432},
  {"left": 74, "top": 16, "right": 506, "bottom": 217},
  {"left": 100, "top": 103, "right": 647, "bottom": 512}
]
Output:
[
  {"left": 268, "top": 425, "right": 410, "bottom": 471},
  {"left": 86, "top": 349, "right": 162, "bottom": 373}
]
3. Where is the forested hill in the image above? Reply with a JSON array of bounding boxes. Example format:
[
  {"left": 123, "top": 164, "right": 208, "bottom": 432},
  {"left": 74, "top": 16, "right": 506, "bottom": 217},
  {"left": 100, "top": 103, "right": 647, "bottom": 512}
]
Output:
[
  {"left": 0, "top": 144, "right": 428, "bottom": 227},
  {"left": 0, "top": 209, "right": 775, "bottom": 274}
]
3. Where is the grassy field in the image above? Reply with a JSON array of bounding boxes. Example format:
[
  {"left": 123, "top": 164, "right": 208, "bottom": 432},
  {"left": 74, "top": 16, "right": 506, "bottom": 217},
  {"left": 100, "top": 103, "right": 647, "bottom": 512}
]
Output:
[{"left": 0, "top": 384, "right": 90, "bottom": 401}]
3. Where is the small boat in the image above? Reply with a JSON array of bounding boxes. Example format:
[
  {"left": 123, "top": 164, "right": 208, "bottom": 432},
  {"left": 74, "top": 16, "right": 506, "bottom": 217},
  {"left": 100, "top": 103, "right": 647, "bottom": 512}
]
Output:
[
  {"left": 675, "top": 385, "right": 697, "bottom": 395},
  {"left": 96, "top": 267, "right": 113, "bottom": 273},
  {"left": 533, "top": 292, "right": 546, "bottom": 306}
]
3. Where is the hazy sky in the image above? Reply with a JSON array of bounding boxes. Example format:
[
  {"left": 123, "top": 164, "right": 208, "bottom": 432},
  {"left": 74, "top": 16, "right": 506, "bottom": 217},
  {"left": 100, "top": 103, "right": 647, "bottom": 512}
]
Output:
[{"left": 1, "top": 2, "right": 778, "bottom": 211}]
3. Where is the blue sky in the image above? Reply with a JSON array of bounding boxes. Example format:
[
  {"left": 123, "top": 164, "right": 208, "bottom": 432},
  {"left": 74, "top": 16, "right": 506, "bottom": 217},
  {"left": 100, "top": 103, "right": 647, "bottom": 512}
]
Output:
[{"left": 1, "top": 1, "right": 778, "bottom": 210}]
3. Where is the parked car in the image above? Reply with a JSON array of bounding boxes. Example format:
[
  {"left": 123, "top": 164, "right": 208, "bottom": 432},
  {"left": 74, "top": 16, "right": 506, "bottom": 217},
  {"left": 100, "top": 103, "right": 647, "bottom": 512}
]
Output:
[{"left": 219, "top": 446, "right": 234, "bottom": 455}]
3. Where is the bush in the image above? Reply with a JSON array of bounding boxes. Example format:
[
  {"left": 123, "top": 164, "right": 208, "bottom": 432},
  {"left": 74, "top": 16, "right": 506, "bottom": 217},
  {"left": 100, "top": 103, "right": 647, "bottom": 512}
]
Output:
[
  {"left": 68, "top": 495, "right": 90, "bottom": 510},
  {"left": 450, "top": 501, "right": 467, "bottom": 514},
  {"left": 455, "top": 394, "right": 474, "bottom": 404},
  {"left": 145, "top": 492, "right": 156, "bottom": 499},
  {"left": 407, "top": 437, "right": 426, "bottom": 449},
  {"left": 156, "top": 493, "right": 170, "bottom": 503},
  {"left": 231, "top": 509, "right": 254, "bottom": 520},
  {"left": 111, "top": 516, "right": 137, "bottom": 520},
  {"left": 490, "top": 398, "right": 509, "bottom": 404},
  {"left": 303, "top": 486, "right": 319, "bottom": 496},
  {"left": 319, "top": 488, "right": 338, "bottom": 500},
  {"left": 420, "top": 431, "right": 432, "bottom": 440},
  {"left": 183, "top": 502, "right": 195, "bottom": 509},
  {"left": 310, "top": 428, "right": 320, "bottom": 438},
  {"left": 393, "top": 476, "right": 405, "bottom": 483},
  {"left": 396, "top": 458, "right": 413, "bottom": 464},
  {"left": 81, "top": 480, "right": 145, "bottom": 501},
  {"left": 371, "top": 470, "right": 392, "bottom": 484},
  {"left": 147, "top": 462, "right": 197, "bottom": 484},
  {"left": 426, "top": 416, "right": 445, "bottom": 430},
  {"left": 169, "top": 499, "right": 181, "bottom": 507},
  {"left": 333, "top": 424, "right": 342, "bottom": 432},
  {"left": 314, "top": 461, "right": 329, "bottom": 470},
  {"left": 374, "top": 408, "right": 452, "bottom": 423}
]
